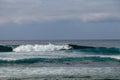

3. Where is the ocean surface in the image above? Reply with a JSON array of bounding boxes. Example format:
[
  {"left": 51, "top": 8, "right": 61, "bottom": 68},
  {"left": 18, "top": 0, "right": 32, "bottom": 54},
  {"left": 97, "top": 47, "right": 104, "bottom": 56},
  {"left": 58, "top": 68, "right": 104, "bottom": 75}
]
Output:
[{"left": 0, "top": 40, "right": 120, "bottom": 80}]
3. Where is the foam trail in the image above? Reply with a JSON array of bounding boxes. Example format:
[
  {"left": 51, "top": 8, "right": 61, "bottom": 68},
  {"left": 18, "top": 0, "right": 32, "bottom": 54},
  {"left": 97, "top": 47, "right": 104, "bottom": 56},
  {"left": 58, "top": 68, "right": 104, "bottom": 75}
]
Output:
[{"left": 13, "top": 43, "right": 71, "bottom": 52}]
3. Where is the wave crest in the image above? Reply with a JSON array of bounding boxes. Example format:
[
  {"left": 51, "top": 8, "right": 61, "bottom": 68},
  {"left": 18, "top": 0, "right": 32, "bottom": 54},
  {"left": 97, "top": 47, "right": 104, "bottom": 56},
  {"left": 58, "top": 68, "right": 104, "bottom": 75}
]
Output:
[
  {"left": 13, "top": 44, "right": 71, "bottom": 52},
  {"left": 0, "top": 44, "right": 120, "bottom": 54}
]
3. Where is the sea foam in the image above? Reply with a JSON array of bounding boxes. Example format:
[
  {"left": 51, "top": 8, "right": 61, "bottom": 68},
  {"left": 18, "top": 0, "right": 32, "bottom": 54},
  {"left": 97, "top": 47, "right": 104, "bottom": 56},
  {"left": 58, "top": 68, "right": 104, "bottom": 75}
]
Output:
[{"left": 13, "top": 43, "right": 71, "bottom": 52}]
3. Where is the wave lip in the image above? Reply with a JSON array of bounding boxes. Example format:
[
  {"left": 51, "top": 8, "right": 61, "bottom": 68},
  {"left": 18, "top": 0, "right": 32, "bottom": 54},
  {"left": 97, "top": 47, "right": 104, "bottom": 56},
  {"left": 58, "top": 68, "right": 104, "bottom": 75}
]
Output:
[{"left": 13, "top": 43, "right": 71, "bottom": 52}]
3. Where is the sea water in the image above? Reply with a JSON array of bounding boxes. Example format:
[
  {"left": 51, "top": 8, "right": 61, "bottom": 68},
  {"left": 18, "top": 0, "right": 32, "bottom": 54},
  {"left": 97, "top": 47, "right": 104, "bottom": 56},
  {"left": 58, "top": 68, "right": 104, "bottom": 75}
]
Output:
[{"left": 0, "top": 40, "right": 120, "bottom": 80}]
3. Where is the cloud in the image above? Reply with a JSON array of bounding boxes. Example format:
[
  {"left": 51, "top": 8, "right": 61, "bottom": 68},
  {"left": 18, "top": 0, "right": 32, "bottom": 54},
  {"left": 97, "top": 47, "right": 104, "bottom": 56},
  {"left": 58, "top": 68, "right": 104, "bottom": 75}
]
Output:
[
  {"left": 0, "top": 0, "right": 120, "bottom": 25},
  {"left": 80, "top": 13, "right": 120, "bottom": 22}
]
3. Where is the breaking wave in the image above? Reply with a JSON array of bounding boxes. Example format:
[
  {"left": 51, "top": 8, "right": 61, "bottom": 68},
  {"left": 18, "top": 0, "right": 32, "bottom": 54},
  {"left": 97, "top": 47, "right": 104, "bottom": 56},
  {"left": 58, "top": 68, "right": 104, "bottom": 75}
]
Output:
[
  {"left": 0, "top": 44, "right": 120, "bottom": 54},
  {"left": 13, "top": 43, "right": 71, "bottom": 52}
]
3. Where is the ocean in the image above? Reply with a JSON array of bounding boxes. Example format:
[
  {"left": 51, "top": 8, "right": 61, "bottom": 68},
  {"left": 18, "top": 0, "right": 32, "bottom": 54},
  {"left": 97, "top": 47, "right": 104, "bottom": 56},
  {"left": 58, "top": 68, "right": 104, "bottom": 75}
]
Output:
[{"left": 0, "top": 40, "right": 120, "bottom": 80}]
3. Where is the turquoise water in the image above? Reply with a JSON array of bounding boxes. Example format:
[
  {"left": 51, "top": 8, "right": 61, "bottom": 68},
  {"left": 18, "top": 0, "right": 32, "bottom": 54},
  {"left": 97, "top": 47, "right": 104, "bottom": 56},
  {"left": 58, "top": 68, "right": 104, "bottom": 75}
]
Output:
[{"left": 0, "top": 40, "right": 120, "bottom": 79}]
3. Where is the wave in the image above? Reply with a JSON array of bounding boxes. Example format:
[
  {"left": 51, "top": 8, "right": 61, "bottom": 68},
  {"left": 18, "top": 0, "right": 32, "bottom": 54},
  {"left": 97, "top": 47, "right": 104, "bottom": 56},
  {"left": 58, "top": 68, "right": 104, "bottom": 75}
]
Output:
[
  {"left": 79, "top": 47, "right": 120, "bottom": 54},
  {"left": 13, "top": 43, "right": 71, "bottom": 52},
  {"left": 0, "top": 57, "right": 119, "bottom": 64},
  {"left": 0, "top": 45, "right": 13, "bottom": 52},
  {"left": 0, "top": 44, "right": 71, "bottom": 52},
  {"left": 0, "top": 44, "right": 120, "bottom": 54},
  {"left": 70, "top": 44, "right": 120, "bottom": 54}
]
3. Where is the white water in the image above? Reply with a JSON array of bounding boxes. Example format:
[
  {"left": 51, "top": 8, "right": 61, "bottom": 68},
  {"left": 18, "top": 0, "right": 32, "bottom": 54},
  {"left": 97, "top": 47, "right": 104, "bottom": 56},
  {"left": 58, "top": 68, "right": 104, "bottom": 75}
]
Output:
[
  {"left": 13, "top": 43, "right": 71, "bottom": 52},
  {"left": 0, "top": 67, "right": 120, "bottom": 79}
]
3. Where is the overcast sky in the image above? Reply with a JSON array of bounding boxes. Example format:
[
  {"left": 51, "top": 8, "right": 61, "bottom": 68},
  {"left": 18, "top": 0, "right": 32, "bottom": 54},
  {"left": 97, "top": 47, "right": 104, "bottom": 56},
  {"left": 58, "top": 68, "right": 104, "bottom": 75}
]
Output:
[{"left": 0, "top": 0, "right": 120, "bottom": 40}]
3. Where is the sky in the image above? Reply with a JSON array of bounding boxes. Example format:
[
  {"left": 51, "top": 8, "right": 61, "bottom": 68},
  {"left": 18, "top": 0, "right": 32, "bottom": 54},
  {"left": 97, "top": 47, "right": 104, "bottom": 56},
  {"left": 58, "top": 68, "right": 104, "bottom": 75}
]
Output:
[{"left": 0, "top": 0, "right": 120, "bottom": 40}]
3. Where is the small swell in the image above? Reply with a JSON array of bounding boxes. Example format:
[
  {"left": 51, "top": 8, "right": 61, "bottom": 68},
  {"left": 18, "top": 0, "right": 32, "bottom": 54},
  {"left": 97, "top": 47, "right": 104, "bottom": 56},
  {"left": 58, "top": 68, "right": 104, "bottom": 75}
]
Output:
[{"left": 0, "top": 57, "right": 119, "bottom": 64}]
